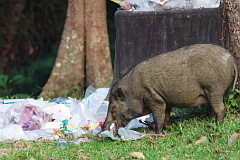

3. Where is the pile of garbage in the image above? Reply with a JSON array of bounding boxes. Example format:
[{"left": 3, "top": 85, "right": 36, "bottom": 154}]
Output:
[
  {"left": 110, "top": 0, "right": 222, "bottom": 11},
  {"left": 0, "top": 86, "right": 109, "bottom": 141},
  {"left": 0, "top": 86, "right": 153, "bottom": 142}
]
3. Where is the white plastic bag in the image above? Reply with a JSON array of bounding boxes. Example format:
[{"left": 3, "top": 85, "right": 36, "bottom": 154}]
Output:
[
  {"left": 125, "top": 114, "right": 154, "bottom": 129},
  {"left": 0, "top": 124, "right": 28, "bottom": 141},
  {"left": 7, "top": 98, "right": 72, "bottom": 131},
  {"left": 191, "top": 0, "right": 220, "bottom": 8},
  {"left": 77, "top": 86, "right": 109, "bottom": 124},
  {"left": 153, "top": 0, "right": 187, "bottom": 10},
  {"left": 7, "top": 99, "right": 53, "bottom": 131},
  {"left": 149, "top": 0, "right": 169, "bottom": 5},
  {"left": 25, "top": 129, "right": 57, "bottom": 140},
  {"left": 126, "top": 0, "right": 153, "bottom": 11}
]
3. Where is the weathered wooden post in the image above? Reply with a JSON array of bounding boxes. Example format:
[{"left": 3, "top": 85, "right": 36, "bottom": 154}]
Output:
[{"left": 113, "top": 8, "right": 222, "bottom": 80}]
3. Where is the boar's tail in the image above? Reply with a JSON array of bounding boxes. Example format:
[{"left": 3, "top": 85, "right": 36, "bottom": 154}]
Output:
[{"left": 232, "top": 61, "right": 238, "bottom": 92}]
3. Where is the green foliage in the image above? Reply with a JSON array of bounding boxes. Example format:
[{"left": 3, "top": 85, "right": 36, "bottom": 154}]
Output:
[
  {"left": 15, "top": 49, "right": 58, "bottom": 97},
  {"left": 225, "top": 89, "right": 240, "bottom": 114},
  {"left": 0, "top": 74, "right": 24, "bottom": 97}
]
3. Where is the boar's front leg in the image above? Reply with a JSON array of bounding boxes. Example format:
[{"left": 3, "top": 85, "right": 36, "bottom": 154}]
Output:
[{"left": 149, "top": 102, "right": 166, "bottom": 133}]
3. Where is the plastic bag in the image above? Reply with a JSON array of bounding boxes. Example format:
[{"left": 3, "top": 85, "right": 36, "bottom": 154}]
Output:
[
  {"left": 0, "top": 112, "right": 8, "bottom": 129},
  {"left": 0, "top": 124, "right": 28, "bottom": 141},
  {"left": 125, "top": 114, "right": 154, "bottom": 129},
  {"left": 73, "top": 86, "right": 109, "bottom": 124},
  {"left": 101, "top": 127, "right": 143, "bottom": 141},
  {"left": 112, "top": 0, "right": 221, "bottom": 11},
  {"left": 149, "top": 0, "right": 169, "bottom": 5},
  {"left": 66, "top": 86, "right": 109, "bottom": 135},
  {"left": 6, "top": 98, "right": 72, "bottom": 131},
  {"left": 191, "top": 0, "right": 220, "bottom": 8},
  {"left": 25, "top": 129, "right": 57, "bottom": 140},
  {"left": 152, "top": 0, "right": 187, "bottom": 10},
  {"left": 126, "top": 0, "right": 153, "bottom": 11},
  {"left": 7, "top": 99, "right": 53, "bottom": 131}
]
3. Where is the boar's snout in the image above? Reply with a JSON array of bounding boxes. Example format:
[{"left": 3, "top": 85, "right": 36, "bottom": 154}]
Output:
[
  {"left": 102, "top": 121, "right": 120, "bottom": 135},
  {"left": 102, "top": 121, "right": 113, "bottom": 131}
]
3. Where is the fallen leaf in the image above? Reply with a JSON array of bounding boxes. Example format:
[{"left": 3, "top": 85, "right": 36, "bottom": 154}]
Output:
[
  {"left": 129, "top": 152, "right": 145, "bottom": 159},
  {"left": 26, "top": 142, "right": 34, "bottom": 149},
  {"left": 78, "top": 154, "right": 89, "bottom": 159},
  {"left": 149, "top": 137, "right": 158, "bottom": 147},
  {"left": 215, "top": 148, "right": 220, "bottom": 153},
  {"left": 74, "top": 149, "right": 84, "bottom": 153},
  {"left": 195, "top": 136, "right": 207, "bottom": 144},
  {"left": 14, "top": 141, "right": 27, "bottom": 149},
  {"left": 16, "top": 155, "right": 26, "bottom": 159},
  {"left": 230, "top": 117, "right": 237, "bottom": 121},
  {"left": 44, "top": 158, "right": 54, "bottom": 160},
  {"left": 228, "top": 133, "right": 240, "bottom": 143},
  {"left": 131, "top": 143, "right": 138, "bottom": 148},
  {"left": 0, "top": 151, "right": 8, "bottom": 156},
  {"left": 109, "top": 156, "right": 117, "bottom": 160},
  {"left": 210, "top": 132, "right": 222, "bottom": 136}
]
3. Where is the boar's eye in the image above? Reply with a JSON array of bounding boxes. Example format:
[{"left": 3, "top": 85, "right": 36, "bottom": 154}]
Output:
[
  {"left": 111, "top": 106, "right": 116, "bottom": 113},
  {"left": 122, "top": 113, "right": 129, "bottom": 122}
]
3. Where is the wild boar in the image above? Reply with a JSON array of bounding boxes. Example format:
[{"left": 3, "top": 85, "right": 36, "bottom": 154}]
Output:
[{"left": 103, "top": 44, "right": 238, "bottom": 133}]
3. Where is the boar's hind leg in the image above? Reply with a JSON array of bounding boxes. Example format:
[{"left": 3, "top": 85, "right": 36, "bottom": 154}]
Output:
[
  {"left": 164, "top": 107, "right": 171, "bottom": 129},
  {"left": 149, "top": 103, "right": 166, "bottom": 134},
  {"left": 207, "top": 92, "right": 226, "bottom": 122}
]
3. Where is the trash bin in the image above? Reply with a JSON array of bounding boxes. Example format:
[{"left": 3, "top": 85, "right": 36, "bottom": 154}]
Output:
[{"left": 113, "top": 7, "right": 222, "bottom": 80}]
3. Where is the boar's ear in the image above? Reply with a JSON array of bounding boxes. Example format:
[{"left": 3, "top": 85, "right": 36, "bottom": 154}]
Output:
[{"left": 114, "top": 88, "right": 126, "bottom": 101}]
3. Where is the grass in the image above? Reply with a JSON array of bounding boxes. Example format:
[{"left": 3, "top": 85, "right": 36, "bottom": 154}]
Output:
[{"left": 0, "top": 106, "right": 239, "bottom": 160}]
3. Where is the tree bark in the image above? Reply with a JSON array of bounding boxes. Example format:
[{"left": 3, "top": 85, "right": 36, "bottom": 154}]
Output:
[
  {"left": 40, "top": 0, "right": 85, "bottom": 97},
  {"left": 222, "top": 0, "right": 240, "bottom": 84},
  {"left": 40, "top": 0, "right": 113, "bottom": 98},
  {"left": 85, "top": 0, "right": 113, "bottom": 88}
]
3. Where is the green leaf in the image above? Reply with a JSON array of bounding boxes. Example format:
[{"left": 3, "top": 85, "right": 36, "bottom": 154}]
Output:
[
  {"left": 235, "top": 89, "right": 240, "bottom": 94},
  {"left": 9, "top": 75, "right": 24, "bottom": 86},
  {"left": 207, "top": 123, "right": 217, "bottom": 128},
  {"left": 231, "top": 101, "right": 237, "bottom": 107},
  {"left": 2, "top": 75, "right": 9, "bottom": 84},
  {"left": 228, "top": 94, "right": 234, "bottom": 99}
]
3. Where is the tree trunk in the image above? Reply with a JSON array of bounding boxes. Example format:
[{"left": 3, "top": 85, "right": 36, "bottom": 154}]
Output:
[
  {"left": 40, "top": 0, "right": 85, "bottom": 97},
  {"left": 222, "top": 0, "right": 240, "bottom": 86},
  {"left": 85, "top": 0, "right": 113, "bottom": 88},
  {"left": 40, "top": 0, "right": 113, "bottom": 98}
]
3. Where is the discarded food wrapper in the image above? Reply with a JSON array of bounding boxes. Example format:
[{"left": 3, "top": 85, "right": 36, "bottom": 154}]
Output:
[{"left": 54, "top": 120, "right": 78, "bottom": 138}]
